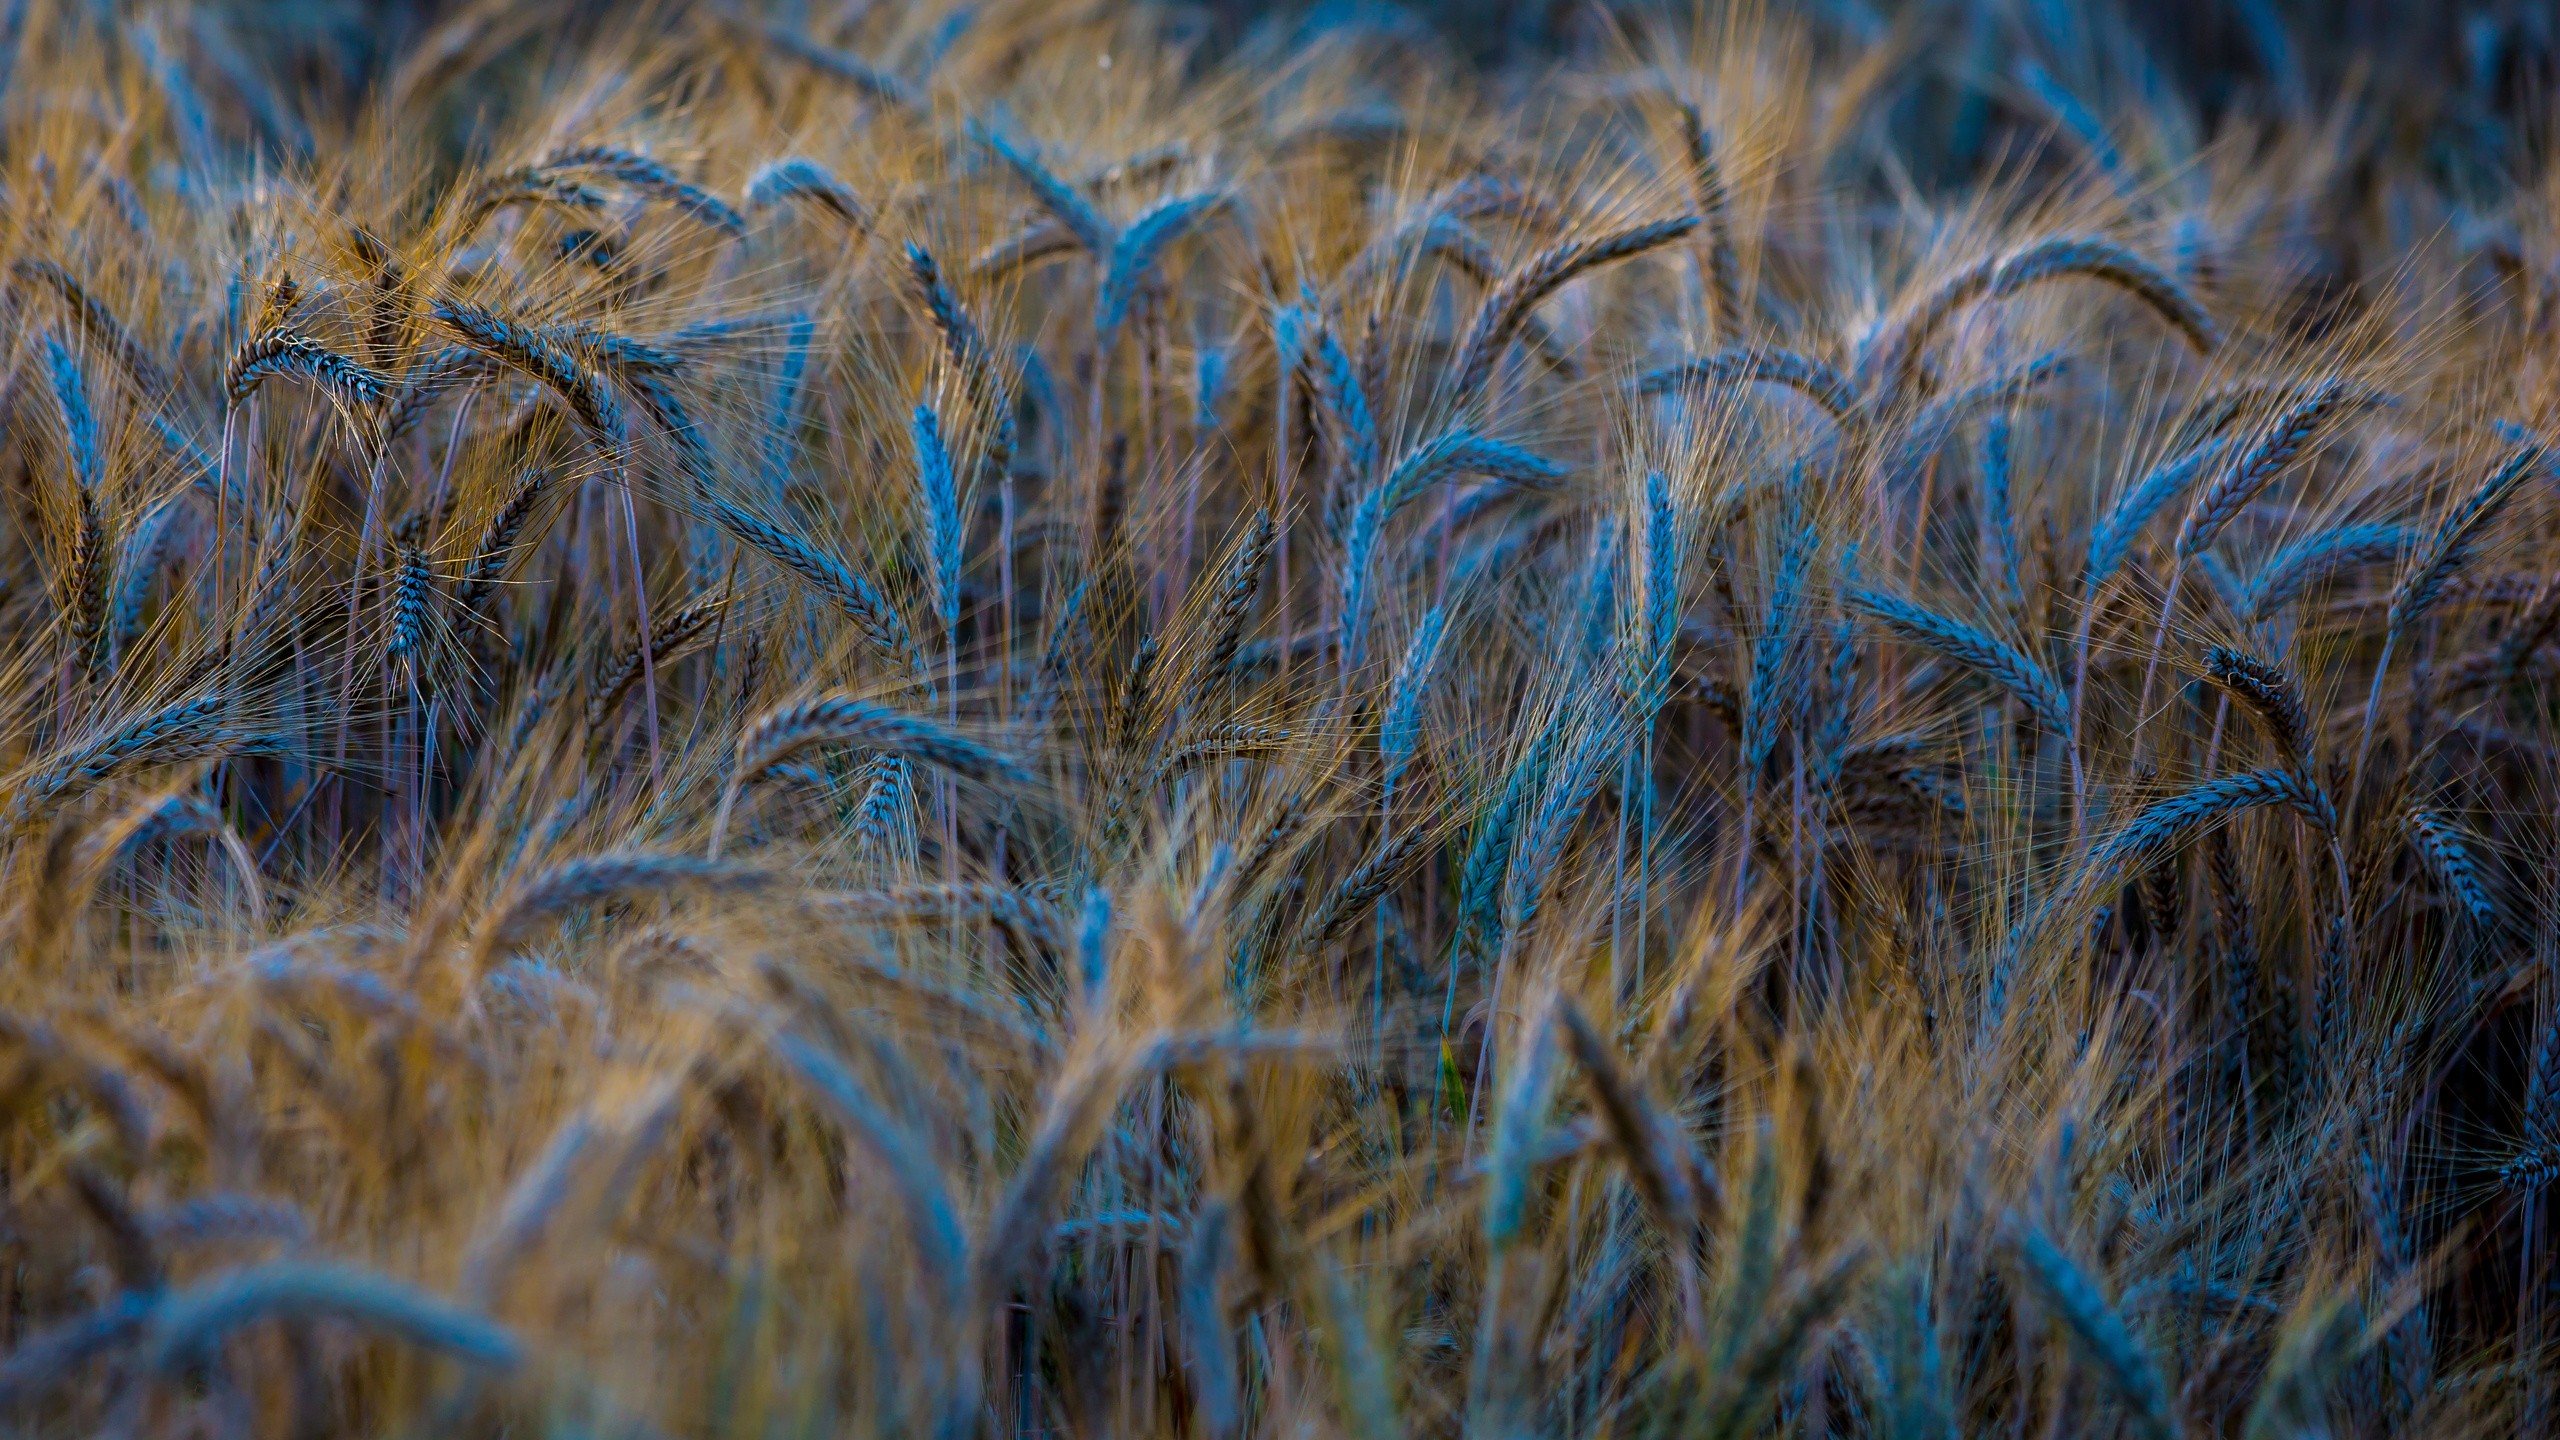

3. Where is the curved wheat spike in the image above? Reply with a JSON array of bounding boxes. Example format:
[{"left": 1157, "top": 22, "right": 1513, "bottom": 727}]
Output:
[
  {"left": 226, "top": 325, "right": 394, "bottom": 409},
  {"left": 711, "top": 695, "right": 1032, "bottom": 857},
  {"left": 11, "top": 258, "right": 171, "bottom": 394},
  {"left": 1870, "top": 235, "right": 2213, "bottom": 406},
  {"left": 1097, "top": 191, "right": 1234, "bottom": 347},
  {"left": 536, "top": 143, "right": 746, "bottom": 235},
  {"left": 472, "top": 851, "right": 777, "bottom": 965},
  {"left": 145, "top": 1262, "right": 520, "bottom": 1374},
  {"left": 967, "top": 118, "right": 1115, "bottom": 256},
  {"left": 702, "top": 497, "right": 923, "bottom": 677},
  {"left": 2351, "top": 435, "right": 2553, "bottom": 828},
  {"left": 730, "top": 15, "right": 929, "bottom": 115},
  {"left": 1447, "top": 215, "right": 1698, "bottom": 405},
  {"left": 1637, "top": 345, "right": 1861, "bottom": 426},
  {"left": 1672, "top": 100, "right": 1745, "bottom": 341},
  {"left": 743, "top": 156, "right": 873, "bottom": 232}
]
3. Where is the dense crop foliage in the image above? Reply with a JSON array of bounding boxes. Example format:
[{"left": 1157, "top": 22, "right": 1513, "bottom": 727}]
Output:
[{"left": 0, "top": 1, "right": 2557, "bottom": 1435}]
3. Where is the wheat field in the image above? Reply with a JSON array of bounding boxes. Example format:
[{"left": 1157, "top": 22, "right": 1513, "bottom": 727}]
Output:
[{"left": 0, "top": 0, "right": 2554, "bottom": 1435}]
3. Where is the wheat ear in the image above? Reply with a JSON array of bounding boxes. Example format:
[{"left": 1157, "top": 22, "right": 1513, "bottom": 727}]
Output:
[
  {"left": 704, "top": 496, "right": 923, "bottom": 676},
  {"left": 1844, "top": 586, "right": 2070, "bottom": 733},
  {"left": 2352, "top": 436, "right": 2552, "bottom": 828},
  {"left": 474, "top": 851, "right": 776, "bottom": 961},
  {"left": 967, "top": 119, "right": 1115, "bottom": 255},
  {"left": 11, "top": 258, "right": 171, "bottom": 394},
  {"left": 429, "top": 298, "right": 626, "bottom": 451},
  {"left": 587, "top": 593, "right": 727, "bottom": 729},
  {"left": 145, "top": 1261, "right": 520, "bottom": 1373},
  {"left": 2201, "top": 645, "right": 2315, "bottom": 770},
  {"left": 2401, "top": 806, "right": 2497, "bottom": 928},
  {"left": 537, "top": 143, "right": 746, "bottom": 235},
  {"left": 742, "top": 155, "right": 872, "bottom": 231},
  {"left": 2, "top": 695, "right": 252, "bottom": 833},
  {"left": 2007, "top": 1220, "right": 2178, "bottom": 1440},
  {"left": 1675, "top": 100, "right": 1744, "bottom": 340},
  {"left": 1638, "top": 345, "right": 1861, "bottom": 425},
  {"left": 712, "top": 695, "right": 1030, "bottom": 856},
  {"left": 736, "top": 16, "right": 929, "bottom": 115},
  {"left": 2241, "top": 525, "right": 2410, "bottom": 622},
  {"left": 1447, "top": 215, "right": 1699, "bottom": 404},
  {"left": 1097, "top": 191, "right": 1234, "bottom": 346},
  {"left": 224, "top": 325, "right": 394, "bottom": 410}
]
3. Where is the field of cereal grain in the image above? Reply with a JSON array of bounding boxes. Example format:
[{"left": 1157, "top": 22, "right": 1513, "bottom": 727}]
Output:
[{"left": 1, "top": 2, "right": 2558, "bottom": 1435}]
